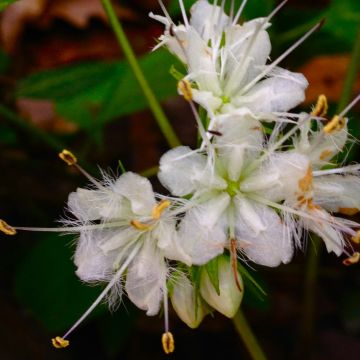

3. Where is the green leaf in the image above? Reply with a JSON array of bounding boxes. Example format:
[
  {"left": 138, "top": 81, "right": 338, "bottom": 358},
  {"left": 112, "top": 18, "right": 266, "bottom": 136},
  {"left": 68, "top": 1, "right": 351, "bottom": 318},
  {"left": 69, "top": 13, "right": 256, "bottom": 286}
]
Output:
[
  {"left": 323, "top": 0, "right": 360, "bottom": 45},
  {"left": 14, "top": 235, "right": 105, "bottom": 332},
  {"left": 237, "top": 262, "right": 267, "bottom": 299},
  {"left": 0, "top": 0, "right": 17, "bottom": 11},
  {"left": 204, "top": 256, "right": 220, "bottom": 295},
  {"left": 16, "top": 50, "right": 179, "bottom": 129}
]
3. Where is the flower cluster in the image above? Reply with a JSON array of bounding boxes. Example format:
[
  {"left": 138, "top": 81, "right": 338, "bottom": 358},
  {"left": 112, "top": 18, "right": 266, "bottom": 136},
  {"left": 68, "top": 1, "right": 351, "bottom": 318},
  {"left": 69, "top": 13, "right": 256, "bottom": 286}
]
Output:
[{"left": 1, "top": 0, "right": 360, "bottom": 354}]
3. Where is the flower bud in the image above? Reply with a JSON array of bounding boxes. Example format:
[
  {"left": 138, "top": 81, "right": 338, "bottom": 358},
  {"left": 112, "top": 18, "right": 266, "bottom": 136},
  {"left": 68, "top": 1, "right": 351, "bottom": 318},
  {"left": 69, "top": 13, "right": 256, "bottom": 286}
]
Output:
[
  {"left": 170, "top": 273, "right": 207, "bottom": 329},
  {"left": 200, "top": 255, "right": 243, "bottom": 318}
]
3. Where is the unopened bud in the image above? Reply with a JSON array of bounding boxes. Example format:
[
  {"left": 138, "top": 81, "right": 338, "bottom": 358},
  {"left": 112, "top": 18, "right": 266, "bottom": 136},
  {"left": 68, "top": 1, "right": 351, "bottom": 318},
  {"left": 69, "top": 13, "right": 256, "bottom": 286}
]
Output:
[
  {"left": 170, "top": 273, "right": 207, "bottom": 329},
  {"left": 200, "top": 255, "right": 243, "bottom": 318}
]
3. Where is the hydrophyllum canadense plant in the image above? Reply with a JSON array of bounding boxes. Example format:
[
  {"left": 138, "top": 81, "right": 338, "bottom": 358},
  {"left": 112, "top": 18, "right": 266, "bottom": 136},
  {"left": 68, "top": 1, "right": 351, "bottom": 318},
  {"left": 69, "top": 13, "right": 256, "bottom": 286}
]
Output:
[{"left": 1, "top": 0, "right": 360, "bottom": 355}]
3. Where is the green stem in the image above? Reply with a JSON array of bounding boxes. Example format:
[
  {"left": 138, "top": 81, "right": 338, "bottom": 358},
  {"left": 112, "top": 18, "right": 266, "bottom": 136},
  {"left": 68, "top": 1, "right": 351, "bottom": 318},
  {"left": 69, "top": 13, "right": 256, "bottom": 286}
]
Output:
[
  {"left": 101, "top": 0, "right": 181, "bottom": 148},
  {"left": 0, "top": 104, "right": 64, "bottom": 151},
  {"left": 337, "top": 25, "right": 360, "bottom": 113},
  {"left": 232, "top": 309, "right": 267, "bottom": 360},
  {"left": 298, "top": 237, "right": 321, "bottom": 358}
]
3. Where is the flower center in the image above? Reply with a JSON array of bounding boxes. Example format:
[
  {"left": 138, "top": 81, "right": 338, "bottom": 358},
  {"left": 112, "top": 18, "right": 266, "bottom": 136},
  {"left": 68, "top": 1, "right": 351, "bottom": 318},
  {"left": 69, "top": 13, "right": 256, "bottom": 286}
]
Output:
[{"left": 226, "top": 180, "right": 239, "bottom": 197}]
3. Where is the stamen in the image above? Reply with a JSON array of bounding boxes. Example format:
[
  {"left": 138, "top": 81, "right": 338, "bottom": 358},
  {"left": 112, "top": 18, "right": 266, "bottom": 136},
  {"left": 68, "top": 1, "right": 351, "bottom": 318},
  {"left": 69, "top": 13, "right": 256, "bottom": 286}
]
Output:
[
  {"left": 178, "top": 0, "right": 189, "bottom": 27},
  {"left": 130, "top": 220, "right": 153, "bottom": 231},
  {"left": 343, "top": 252, "right": 360, "bottom": 266},
  {"left": 56, "top": 242, "right": 141, "bottom": 344},
  {"left": 311, "top": 94, "right": 328, "bottom": 117},
  {"left": 51, "top": 337, "right": 69, "bottom": 349},
  {"left": 351, "top": 231, "right": 360, "bottom": 244},
  {"left": 230, "top": 238, "right": 242, "bottom": 292},
  {"left": 59, "top": 149, "right": 77, "bottom": 166},
  {"left": 232, "top": 0, "right": 248, "bottom": 25},
  {"left": 0, "top": 219, "right": 17, "bottom": 235},
  {"left": 152, "top": 200, "right": 171, "bottom": 220},
  {"left": 162, "top": 332, "right": 175, "bottom": 355},
  {"left": 323, "top": 115, "right": 346, "bottom": 134},
  {"left": 178, "top": 79, "right": 193, "bottom": 102},
  {"left": 338, "top": 93, "right": 360, "bottom": 118},
  {"left": 240, "top": 19, "right": 324, "bottom": 96}
]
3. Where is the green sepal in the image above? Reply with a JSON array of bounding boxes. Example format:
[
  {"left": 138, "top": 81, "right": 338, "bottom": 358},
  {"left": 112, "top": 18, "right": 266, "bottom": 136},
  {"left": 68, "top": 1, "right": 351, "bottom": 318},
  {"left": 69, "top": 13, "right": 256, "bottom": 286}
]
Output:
[{"left": 204, "top": 256, "right": 221, "bottom": 295}]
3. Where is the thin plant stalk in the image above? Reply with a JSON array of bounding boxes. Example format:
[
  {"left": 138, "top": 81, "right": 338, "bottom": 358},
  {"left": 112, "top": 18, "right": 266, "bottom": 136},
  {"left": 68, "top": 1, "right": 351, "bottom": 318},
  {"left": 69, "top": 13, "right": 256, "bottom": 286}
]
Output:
[
  {"left": 101, "top": 0, "right": 181, "bottom": 148},
  {"left": 232, "top": 309, "right": 268, "bottom": 360},
  {"left": 337, "top": 26, "right": 360, "bottom": 113},
  {"left": 298, "top": 236, "right": 321, "bottom": 358}
]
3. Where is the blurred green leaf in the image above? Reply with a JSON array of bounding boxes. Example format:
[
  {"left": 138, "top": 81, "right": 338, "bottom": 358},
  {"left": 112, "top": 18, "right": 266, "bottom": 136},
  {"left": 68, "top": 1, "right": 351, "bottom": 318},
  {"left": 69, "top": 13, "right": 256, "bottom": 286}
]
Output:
[
  {"left": 0, "top": 49, "right": 10, "bottom": 74},
  {"left": 0, "top": 123, "right": 17, "bottom": 144},
  {"left": 0, "top": 0, "right": 17, "bottom": 11},
  {"left": 14, "top": 235, "right": 105, "bottom": 332},
  {"left": 16, "top": 50, "right": 178, "bottom": 129},
  {"left": 323, "top": 0, "right": 360, "bottom": 44}
]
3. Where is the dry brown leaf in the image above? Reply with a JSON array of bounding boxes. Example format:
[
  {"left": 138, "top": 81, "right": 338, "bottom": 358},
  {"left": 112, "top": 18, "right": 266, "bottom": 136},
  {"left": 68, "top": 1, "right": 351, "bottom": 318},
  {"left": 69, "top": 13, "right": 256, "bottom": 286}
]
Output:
[
  {"left": 298, "top": 54, "right": 360, "bottom": 104},
  {"left": 1, "top": 0, "right": 46, "bottom": 53},
  {"left": 1, "top": 0, "right": 136, "bottom": 53},
  {"left": 17, "top": 98, "right": 78, "bottom": 134}
]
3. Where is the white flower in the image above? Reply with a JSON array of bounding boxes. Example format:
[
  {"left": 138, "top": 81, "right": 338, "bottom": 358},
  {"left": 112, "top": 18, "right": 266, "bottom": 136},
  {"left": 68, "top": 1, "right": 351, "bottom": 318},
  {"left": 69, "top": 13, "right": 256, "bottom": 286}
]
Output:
[
  {"left": 159, "top": 109, "right": 295, "bottom": 267},
  {"left": 151, "top": 0, "right": 310, "bottom": 116}
]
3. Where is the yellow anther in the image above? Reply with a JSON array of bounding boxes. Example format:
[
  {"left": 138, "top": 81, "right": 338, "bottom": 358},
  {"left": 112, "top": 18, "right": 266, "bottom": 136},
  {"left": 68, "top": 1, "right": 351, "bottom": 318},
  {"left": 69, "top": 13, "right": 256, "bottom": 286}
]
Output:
[
  {"left": 178, "top": 80, "right": 193, "bottom": 102},
  {"left": 311, "top": 94, "right": 328, "bottom": 117},
  {"left": 351, "top": 231, "right": 360, "bottom": 244},
  {"left": 59, "top": 149, "right": 77, "bottom": 166},
  {"left": 298, "top": 167, "right": 313, "bottom": 193},
  {"left": 0, "top": 219, "right": 16, "bottom": 235},
  {"left": 51, "top": 336, "right": 69, "bottom": 349},
  {"left": 343, "top": 252, "right": 360, "bottom": 266},
  {"left": 130, "top": 219, "right": 153, "bottom": 231},
  {"left": 152, "top": 200, "right": 171, "bottom": 220},
  {"left": 338, "top": 207, "right": 359, "bottom": 216},
  {"left": 323, "top": 115, "right": 345, "bottom": 134},
  {"left": 162, "top": 332, "right": 175, "bottom": 355}
]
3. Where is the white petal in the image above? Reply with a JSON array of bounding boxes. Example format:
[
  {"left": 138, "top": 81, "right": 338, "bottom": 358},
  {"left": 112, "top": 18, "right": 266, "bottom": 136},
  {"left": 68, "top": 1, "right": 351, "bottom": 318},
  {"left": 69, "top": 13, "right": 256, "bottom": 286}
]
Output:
[
  {"left": 234, "top": 197, "right": 294, "bottom": 266},
  {"left": 241, "top": 152, "right": 310, "bottom": 202},
  {"left": 158, "top": 146, "right": 227, "bottom": 196},
  {"left": 223, "top": 19, "right": 271, "bottom": 96},
  {"left": 156, "top": 219, "right": 192, "bottom": 266},
  {"left": 295, "top": 118, "right": 349, "bottom": 168},
  {"left": 74, "top": 230, "right": 117, "bottom": 282},
  {"left": 214, "top": 110, "right": 264, "bottom": 181},
  {"left": 314, "top": 175, "right": 360, "bottom": 215},
  {"left": 191, "top": 88, "right": 222, "bottom": 114},
  {"left": 200, "top": 255, "right": 243, "bottom": 318},
  {"left": 187, "top": 28, "right": 222, "bottom": 95},
  {"left": 114, "top": 172, "right": 156, "bottom": 216},
  {"left": 178, "top": 194, "right": 230, "bottom": 265},
  {"left": 190, "top": 0, "right": 230, "bottom": 43},
  {"left": 170, "top": 273, "right": 207, "bottom": 328},
  {"left": 301, "top": 208, "right": 344, "bottom": 256},
  {"left": 232, "top": 68, "right": 308, "bottom": 113},
  {"left": 125, "top": 238, "right": 167, "bottom": 315}
]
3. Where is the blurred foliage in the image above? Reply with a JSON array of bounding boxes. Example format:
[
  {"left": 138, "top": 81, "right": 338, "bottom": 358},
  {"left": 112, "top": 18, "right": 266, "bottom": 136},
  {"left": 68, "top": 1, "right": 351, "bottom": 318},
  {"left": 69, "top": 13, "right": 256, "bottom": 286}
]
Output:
[{"left": 0, "top": 0, "right": 17, "bottom": 11}]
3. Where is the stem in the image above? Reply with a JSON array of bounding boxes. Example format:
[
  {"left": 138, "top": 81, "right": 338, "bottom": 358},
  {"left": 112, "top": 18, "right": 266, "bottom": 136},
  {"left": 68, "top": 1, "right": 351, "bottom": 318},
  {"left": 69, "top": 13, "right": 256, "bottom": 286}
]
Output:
[
  {"left": 0, "top": 104, "right": 64, "bottom": 151},
  {"left": 101, "top": 0, "right": 181, "bottom": 148},
  {"left": 298, "top": 236, "right": 321, "bottom": 359},
  {"left": 337, "top": 26, "right": 360, "bottom": 113},
  {"left": 232, "top": 309, "right": 267, "bottom": 360}
]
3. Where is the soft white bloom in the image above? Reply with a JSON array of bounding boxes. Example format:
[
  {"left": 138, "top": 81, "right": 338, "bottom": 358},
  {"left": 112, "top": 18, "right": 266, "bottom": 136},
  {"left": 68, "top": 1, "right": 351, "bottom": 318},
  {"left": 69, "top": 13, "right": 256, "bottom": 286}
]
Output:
[
  {"left": 159, "top": 103, "right": 360, "bottom": 266},
  {"left": 68, "top": 171, "right": 190, "bottom": 315},
  {"left": 159, "top": 109, "right": 295, "bottom": 267},
  {"left": 200, "top": 255, "right": 244, "bottom": 318},
  {"left": 151, "top": 0, "right": 309, "bottom": 116}
]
